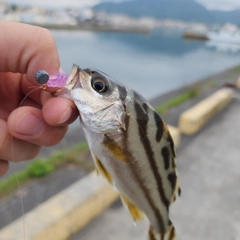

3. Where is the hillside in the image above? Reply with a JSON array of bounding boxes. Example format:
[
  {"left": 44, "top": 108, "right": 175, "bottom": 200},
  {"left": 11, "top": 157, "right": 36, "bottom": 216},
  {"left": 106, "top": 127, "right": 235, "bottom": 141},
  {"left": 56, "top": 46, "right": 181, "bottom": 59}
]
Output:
[{"left": 93, "top": 0, "right": 240, "bottom": 25}]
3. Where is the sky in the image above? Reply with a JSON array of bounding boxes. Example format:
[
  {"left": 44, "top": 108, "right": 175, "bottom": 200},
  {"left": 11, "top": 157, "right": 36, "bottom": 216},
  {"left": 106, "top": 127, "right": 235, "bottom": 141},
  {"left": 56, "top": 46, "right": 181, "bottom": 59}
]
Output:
[{"left": 3, "top": 0, "right": 240, "bottom": 11}]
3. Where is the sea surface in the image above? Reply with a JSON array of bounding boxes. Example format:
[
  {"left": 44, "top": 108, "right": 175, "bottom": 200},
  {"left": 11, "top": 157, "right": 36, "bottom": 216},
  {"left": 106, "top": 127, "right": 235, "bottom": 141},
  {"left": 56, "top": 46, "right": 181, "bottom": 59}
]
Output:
[{"left": 52, "top": 28, "right": 240, "bottom": 100}]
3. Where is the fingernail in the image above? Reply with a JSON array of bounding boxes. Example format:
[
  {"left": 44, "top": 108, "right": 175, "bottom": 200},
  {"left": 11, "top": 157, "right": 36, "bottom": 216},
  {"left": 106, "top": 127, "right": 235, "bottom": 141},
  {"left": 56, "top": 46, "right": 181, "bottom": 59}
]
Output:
[
  {"left": 57, "top": 106, "right": 72, "bottom": 124},
  {"left": 16, "top": 112, "right": 44, "bottom": 136}
]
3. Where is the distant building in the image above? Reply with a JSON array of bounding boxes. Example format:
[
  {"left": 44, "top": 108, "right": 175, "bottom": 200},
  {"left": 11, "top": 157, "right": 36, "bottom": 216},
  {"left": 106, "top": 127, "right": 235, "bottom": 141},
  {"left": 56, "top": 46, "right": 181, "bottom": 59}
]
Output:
[
  {"left": 76, "top": 8, "right": 94, "bottom": 22},
  {"left": 1, "top": 4, "right": 77, "bottom": 26},
  {"left": 0, "top": 2, "right": 7, "bottom": 18}
]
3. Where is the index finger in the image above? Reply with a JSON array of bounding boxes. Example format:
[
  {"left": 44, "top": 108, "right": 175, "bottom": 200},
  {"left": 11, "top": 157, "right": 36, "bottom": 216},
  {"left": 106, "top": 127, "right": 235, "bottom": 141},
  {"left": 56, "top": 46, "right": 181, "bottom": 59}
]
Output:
[{"left": 0, "top": 20, "right": 60, "bottom": 85}]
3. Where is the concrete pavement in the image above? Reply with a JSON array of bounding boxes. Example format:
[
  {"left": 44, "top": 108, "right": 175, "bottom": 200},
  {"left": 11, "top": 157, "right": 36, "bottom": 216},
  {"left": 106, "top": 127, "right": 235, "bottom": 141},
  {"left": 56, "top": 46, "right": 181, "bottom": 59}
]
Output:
[{"left": 1, "top": 65, "right": 240, "bottom": 239}]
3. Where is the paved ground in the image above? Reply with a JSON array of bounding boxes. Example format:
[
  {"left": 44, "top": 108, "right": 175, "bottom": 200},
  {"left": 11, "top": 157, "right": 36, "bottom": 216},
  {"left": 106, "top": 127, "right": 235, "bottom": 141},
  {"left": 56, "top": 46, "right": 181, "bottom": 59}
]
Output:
[{"left": 70, "top": 99, "right": 240, "bottom": 240}]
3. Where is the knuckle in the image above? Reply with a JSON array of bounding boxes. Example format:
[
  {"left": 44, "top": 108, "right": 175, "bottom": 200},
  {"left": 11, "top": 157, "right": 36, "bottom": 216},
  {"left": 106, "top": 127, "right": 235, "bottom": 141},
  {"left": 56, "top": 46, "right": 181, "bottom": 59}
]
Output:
[
  {"left": 25, "top": 146, "right": 41, "bottom": 160},
  {"left": 0, "top": 160, "right": 9, "bottom": 177},
  {"left": 44, "top": 129, "right": 67, "bottom": 146},
  {"left": 12, "top": 142, "right": 40, "bottom": 162},
  {"left": 37, "top": 27, "right": 55, "bottom": 48}
]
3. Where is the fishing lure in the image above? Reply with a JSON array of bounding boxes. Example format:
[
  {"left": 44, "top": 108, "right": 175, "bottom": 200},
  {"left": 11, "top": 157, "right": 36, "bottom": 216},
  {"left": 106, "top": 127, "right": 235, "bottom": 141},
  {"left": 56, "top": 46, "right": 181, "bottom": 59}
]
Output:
[
  {"left": 36, "top": 65, "right": 180, "bottom": 240},
  {"left": 35, "top": 70, "right": 69, "bottom": 89}
]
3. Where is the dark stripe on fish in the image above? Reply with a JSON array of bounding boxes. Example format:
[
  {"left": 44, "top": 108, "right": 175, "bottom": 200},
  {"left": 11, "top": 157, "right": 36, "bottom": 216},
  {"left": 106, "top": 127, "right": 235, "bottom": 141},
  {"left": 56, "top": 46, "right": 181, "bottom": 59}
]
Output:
[
  {"left": 166, "top": 131, "right": 176, "bottom": 158},
  {"left": 142, "top": 103, "right": 149, "bottom": 112},
  {"left": 117, "top": 85, "right": 128, "bottom": 110},
  {"left": 148, "top": 227, "right": 157, "bottom": 240},
  {"left": 154, "top": 112, "right": 164, "bottom": 142},
  {"left": 162, "top": 147, "right": 170, "bottom": 170},
  {"left": 134, "top": 92, "right": 170, "bottom": 230},
  {"left": 168, "top": 173, "right": 177, "bottom": 192}
]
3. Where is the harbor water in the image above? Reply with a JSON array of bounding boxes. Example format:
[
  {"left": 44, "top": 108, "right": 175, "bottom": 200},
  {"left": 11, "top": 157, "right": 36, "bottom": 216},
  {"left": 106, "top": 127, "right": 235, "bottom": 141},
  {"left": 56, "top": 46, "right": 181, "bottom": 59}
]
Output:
[{"left": 52, "top": 28, "right": 240, "bottom": 100}]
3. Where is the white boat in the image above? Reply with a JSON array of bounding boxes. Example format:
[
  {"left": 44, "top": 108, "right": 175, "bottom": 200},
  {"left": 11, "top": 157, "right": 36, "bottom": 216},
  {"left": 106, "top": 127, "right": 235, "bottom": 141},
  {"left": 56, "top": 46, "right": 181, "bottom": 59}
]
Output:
[{"left": 207, "top": 28, "right": 240, "bottom": 45}]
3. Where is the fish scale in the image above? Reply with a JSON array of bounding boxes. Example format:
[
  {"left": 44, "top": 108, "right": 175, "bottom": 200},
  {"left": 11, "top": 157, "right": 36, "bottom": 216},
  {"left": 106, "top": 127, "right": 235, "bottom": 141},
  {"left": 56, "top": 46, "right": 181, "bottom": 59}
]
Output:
[{"left": 56, "top": 64, "right": 180, "bottom": 240}]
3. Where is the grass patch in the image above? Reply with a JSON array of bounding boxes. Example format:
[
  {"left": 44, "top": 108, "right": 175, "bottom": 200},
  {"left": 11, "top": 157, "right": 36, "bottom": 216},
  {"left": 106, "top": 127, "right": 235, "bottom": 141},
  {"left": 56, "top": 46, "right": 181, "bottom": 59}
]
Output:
[
  {"left": 0, "top": 141, "right": 89, "bottom": 197},
  {"left": 235, "top": 65, "right": 240, "bottom": 73},
  {"left": 0, "top": 172, "right": 29, "bottom": 196},
  {"left": 207, "top": 80, "right": 218, "bottom": 88},
  {"left": 27, "top": 160, "right": 54, "bottom": 178},
  {"left": 155, "top": 88, "right": 199, "bottom": 114}
]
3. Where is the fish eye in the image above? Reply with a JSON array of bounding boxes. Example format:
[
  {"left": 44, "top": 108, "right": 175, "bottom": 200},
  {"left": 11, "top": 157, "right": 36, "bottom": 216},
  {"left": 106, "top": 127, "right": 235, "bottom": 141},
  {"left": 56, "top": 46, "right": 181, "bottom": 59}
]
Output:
[{"left": 91, "top": 77, "right": 109, "bottom": 93}]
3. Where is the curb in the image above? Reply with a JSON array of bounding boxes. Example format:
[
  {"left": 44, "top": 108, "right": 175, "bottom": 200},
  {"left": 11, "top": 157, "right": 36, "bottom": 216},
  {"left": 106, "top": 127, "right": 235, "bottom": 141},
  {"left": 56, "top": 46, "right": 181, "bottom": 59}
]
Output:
[
  {"left": 168, "top": 125, "right": 181, "bottom": 148},
  {"left": 237, "top": 77, "right": 240, "bottom": 89},
  {"left": 0, "top": 172, "right": 119, "bottom": 240},
  {"left": 178, "top": 88, "right": 234, "bottom": 135}
]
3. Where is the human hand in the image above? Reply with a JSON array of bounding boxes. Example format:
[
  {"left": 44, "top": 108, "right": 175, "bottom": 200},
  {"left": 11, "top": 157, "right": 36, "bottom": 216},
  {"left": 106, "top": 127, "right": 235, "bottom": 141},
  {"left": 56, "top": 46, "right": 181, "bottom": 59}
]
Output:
[{"left": 0, "top": 20, "right": 78, "bottom": 177}]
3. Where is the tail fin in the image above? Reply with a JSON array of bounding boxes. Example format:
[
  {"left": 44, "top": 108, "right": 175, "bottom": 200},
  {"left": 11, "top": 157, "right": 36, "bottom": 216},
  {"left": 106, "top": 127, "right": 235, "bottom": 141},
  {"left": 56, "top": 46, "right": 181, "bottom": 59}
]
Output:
[{"left": 148, "top": 223, "right": 177, "bottom": 240}]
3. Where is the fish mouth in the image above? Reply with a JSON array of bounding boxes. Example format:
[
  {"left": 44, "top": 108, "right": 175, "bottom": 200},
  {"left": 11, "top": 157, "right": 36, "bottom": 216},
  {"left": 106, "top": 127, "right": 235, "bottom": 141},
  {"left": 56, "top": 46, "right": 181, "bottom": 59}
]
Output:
[
  {"left": 53, "top": 65, "right": 95, "bottom": 97},
  {"left": 54, "top": 64, "right": 82, "bottom": 97},
  {"left": 66, "top": 64, "right": 82, "bottom": 90}
]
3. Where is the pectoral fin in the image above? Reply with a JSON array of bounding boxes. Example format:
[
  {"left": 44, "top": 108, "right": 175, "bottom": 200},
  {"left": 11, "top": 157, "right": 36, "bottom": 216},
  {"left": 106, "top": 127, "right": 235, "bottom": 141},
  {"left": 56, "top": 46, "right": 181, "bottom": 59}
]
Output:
[
  {"left": 120, "top": 195, "right": 144, "bottom": 222},
  {"left": 93, "top": 155, "right": 113, "bottom": 185}
]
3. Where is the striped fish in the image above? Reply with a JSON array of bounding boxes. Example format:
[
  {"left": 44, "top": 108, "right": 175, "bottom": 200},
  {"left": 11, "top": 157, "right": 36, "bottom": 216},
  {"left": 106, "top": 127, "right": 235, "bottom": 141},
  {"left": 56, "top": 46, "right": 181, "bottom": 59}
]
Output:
[{"left": 57, "top": 64, "right": 180, "bottom": 240}]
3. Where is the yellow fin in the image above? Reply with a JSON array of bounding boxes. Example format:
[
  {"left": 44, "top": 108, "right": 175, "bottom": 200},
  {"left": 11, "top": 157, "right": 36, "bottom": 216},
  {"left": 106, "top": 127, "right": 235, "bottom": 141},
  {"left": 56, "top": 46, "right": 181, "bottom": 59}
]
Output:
[
  {"left": 95, "top": 166, "right": 100, "bottom": 175},
  {"left": 93, "top": 155, "right": 113, "bottom": 185},
  {"left": 120, "top": 195, "right": 144, "bottom": 222}
]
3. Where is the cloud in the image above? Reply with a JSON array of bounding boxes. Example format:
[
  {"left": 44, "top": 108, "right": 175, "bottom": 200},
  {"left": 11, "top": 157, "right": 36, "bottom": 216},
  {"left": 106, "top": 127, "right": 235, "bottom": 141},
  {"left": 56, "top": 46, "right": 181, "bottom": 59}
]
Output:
[
  {"left": 195, "top": 0, "right": 240, "bottom": 11},
  {"left": 4, "top": 0, "right": 101, "bottom": 8}
]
